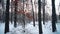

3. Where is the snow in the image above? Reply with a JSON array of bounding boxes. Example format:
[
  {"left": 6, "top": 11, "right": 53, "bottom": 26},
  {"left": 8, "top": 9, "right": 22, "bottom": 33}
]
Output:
[
  {"left": 0, "top": 23, "right": 5, "bottom": 34},
  {"left": 0, "top": 21, "right": 60, "bottom": 34}
]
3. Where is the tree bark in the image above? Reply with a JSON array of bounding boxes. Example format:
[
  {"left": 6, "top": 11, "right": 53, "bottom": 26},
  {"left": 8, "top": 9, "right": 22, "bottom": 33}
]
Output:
[
  {"left": 14, "top": 0, "right": 18, "bottom": 27},
  {"left": 5, "top": 0, "right": 9, "bottom": 33},
  {"left": 31, "top": 0, "right": 35, "bottom": 27},
  {"left": 43, "top": 0, "right": 45, "bottom": 24},
  {"left": 38, "top": 0, "right": 43, "bottom": 34},
  {"left": 52, "top": 0, "right": 57, "bottom": 32},
  {"left": 22, "top": 0, "right": 25, "bottom": 32},
  {"left": 11, "top": 0, "right": 13, "bottom": 24}
]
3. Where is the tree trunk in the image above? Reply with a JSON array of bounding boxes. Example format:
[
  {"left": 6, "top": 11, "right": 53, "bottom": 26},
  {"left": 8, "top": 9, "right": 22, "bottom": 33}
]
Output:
[
  {"left": 31, "top": 0, "right": 35, "bottom": 27},
  {"left": 52, "top": 0, "right": 57, "bottom": 32},
  {"left": 11, "top": 0, "right": 13, "bottom": 24},
  {"left": 59, "top": 12, "right": 60, "bottom": 20},
  {"left": 43, "top": 0, "right": 45, "bottom": 24},
  {"left": 5, "top": 0, "right": 9, "bottom": 33},
  {"left": 1, "top": 0, "right": 5, "bottom": 22},
  {"left": 38, "top": 0, "right": 43, "bottom": 34},
  {"left": 23, "top": 0, "right": 25, "bottom": 32},
  {"left": 14, "top": 0, "right": 18, "bottom": 27},
  {"left": 59, "top": 15, "right": 60, "bottom": 20}
]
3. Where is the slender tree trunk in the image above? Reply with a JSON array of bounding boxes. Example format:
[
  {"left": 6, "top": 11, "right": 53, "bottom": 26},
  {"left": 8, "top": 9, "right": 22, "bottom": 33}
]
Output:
[
  {"left": 31, "top": 0, "right": 35, "bottom": 27},
  {"left": 43, "top": 0, "right": 45, "bottom": 24},
  {"left": 11, "top": 0, "right": 13, "bottom": 24},
  {"left": 22, "top": 0, "right": 25, "bottom": 32},
  {"left": 38, "top": 0, "right": 43, "bottom": 34},
  {"left": 52, "top": 0, "right": 57, "bottom": 32},
  {"left": 0, "top": 0, "right": 5, "bottom": 22},
  {"left": 11, "top": 12, "right": 13, "bottom": 23},
  {"left": 14, "top": 0, "right": 18, "bottom": 27},
  {"left": 5, "top": 0, "right": 9, "bottom": 33},
  {"left": 59, "top": 15, "right": 60, "bottom": 20}
]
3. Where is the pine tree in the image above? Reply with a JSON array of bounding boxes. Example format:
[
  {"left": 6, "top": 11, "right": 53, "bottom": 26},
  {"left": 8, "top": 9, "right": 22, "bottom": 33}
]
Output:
[
  {"left": 52, "top": 0, "right": 57, "bottom": 32},
  {"left": 38, "top": 0, "right": 43, "bottom": 34},
  {"left": 5, "top": 0, "right": 10, "bottom": 33}
]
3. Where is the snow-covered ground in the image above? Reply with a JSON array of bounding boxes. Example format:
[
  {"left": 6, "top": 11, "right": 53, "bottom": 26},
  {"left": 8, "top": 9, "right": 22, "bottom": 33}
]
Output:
[{"left": 0, "top": 21, "right": 60, "bottom": 34}]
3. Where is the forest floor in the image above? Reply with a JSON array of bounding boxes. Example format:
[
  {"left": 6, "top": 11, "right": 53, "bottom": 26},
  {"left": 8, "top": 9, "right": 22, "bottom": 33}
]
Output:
[{"left": 0, "top": 21, "right": 60, "bottom": 34}]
